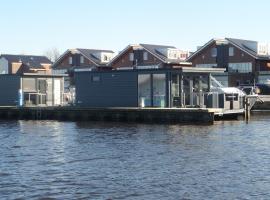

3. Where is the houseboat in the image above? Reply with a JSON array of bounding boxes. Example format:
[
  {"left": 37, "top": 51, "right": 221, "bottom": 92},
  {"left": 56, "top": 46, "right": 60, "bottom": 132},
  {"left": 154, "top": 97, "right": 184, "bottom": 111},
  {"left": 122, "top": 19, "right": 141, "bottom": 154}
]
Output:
[
  {"left": 0, "top": 74, "right": 66, "bottom": 106},
  {"left": 74, "top": 67, "right": 245, "bottom": 114}
]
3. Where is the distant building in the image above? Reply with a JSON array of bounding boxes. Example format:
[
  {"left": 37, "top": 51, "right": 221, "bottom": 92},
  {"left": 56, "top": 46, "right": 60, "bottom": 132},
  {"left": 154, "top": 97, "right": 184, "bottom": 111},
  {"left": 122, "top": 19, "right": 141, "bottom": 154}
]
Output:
[
  {"left": 187, "top": 38, "right": 270, "bottom": 86},
  {"left": 109, "top": 44, "right": 191, "bottom": 69},
  {"left": 52, "top": 48, "right": 115, "bottom": 74},
  {"left": 0, "top": 54, "right": 52, "bottom": 75}
]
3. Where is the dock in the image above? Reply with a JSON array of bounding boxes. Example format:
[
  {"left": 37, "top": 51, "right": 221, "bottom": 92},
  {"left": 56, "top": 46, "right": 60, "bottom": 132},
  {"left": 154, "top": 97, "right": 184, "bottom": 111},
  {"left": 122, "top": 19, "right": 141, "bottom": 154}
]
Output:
[{"left": 0, "top": 106, "right": 244, "bottom": 124}]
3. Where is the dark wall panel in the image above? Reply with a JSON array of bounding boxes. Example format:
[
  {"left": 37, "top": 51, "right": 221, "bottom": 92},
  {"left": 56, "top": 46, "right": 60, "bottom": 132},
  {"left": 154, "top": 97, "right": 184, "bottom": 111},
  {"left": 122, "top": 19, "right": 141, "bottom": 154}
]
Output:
[
  {"left": 0, "top": 75, "right": 20, "bottom": 106},
  {"left": 217, "top": 44, "right": 229, "bottom": 69},
  {"left": 75, "top": 71, "right": 138, "bottom": 107}
]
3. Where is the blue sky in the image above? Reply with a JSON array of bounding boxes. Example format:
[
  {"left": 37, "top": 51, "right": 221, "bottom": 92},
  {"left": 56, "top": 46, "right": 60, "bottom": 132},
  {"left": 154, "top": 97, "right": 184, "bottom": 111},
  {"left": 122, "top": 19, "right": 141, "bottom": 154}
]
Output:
[{"left": 1, "top": 0, "right": 269, "bottom": 55}]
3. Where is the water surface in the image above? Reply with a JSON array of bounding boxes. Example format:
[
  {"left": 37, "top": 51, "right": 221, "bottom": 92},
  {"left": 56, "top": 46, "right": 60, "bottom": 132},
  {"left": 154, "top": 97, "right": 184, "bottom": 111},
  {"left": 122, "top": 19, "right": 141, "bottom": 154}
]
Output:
[{"left": 1, "top": 114, "right": 270, "bottom": 199}]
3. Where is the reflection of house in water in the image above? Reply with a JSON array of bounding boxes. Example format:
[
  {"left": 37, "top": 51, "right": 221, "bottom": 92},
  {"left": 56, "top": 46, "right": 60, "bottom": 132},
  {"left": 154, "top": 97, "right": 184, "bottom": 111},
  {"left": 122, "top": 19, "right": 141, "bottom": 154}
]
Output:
[
  {"left": 0, "top": 74, "right": 65, "bottom": 106},
  {"left": 75, "top": 67, "right": 241, "bottom": 110}
]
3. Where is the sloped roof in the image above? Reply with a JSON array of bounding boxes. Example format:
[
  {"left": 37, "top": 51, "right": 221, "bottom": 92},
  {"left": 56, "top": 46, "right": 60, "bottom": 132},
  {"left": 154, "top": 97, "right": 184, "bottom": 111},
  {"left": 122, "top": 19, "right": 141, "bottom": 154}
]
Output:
[
  {"left": 52, "top": 48, "right": 115, "bottom": 68},
  {"left": 187, "top": 37, "right": 270, "bottom": 61},
  {"left": 225, "top": 38, "right": 258, "bottom": 57},
  {"left": 108, "top": 43, "right": 187, "bottom": 66},
  {"left": 0, "top": 54, "right": 52, "bottom": 69},
  {"left": 140, "top": 43, "right": 185, "bottom": 64},
  {"left": 77, "top": 48, "right": 114, "bottom": 66},
  {"left": 186, "top": 38, "right": 217, "bottom": 61}
]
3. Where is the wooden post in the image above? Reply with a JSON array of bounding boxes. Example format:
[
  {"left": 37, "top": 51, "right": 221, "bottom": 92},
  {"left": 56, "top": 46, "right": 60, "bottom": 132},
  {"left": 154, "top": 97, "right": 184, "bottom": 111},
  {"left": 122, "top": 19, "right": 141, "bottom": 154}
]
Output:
[{"left": 245, "top": 96, "right": 250, "bottom": 121}]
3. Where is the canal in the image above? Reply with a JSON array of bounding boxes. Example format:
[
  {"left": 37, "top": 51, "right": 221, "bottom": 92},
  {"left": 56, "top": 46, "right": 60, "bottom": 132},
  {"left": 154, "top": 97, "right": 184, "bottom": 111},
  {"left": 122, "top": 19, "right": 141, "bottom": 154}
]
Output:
[{"left": 1, "top": 113, "right": 270, "bottom": 199}]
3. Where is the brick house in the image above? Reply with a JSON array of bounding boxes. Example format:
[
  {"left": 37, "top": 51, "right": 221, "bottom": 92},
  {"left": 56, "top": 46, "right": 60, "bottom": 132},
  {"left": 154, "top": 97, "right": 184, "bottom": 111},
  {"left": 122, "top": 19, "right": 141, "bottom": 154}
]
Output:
[
  {"left": 0, "top": 54, "right": 52, "bottom": 75},
  {"left": 187, "top": 38, "right": 270, "bottom": 86},
  {"left": 52, "top": 48, "right": 115, "bottom": 74},
  {"left": 109, "top": 44, "right": 191, "bottom": 69}
]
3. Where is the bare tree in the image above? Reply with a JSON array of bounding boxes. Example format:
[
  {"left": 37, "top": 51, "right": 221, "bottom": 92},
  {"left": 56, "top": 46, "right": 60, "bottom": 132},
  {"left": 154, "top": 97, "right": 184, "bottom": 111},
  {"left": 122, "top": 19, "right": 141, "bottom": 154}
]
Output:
[{"left": 44, "top": 47, "right": 61, "bottom": 62}]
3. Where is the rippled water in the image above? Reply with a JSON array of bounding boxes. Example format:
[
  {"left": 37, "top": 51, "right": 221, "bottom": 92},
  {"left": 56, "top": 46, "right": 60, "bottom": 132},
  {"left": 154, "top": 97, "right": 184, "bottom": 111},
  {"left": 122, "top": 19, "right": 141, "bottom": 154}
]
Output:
[{"left": 1, "top": 114, "right": 270, "bottom": 199}]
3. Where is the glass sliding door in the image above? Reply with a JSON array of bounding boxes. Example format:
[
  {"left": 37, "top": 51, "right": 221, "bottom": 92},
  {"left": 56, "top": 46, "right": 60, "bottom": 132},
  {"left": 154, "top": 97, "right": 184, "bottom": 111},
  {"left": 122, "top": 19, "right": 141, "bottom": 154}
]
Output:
[
  {"left": 138, "top": 74, "right": 151, "bottom": 107},
  {"left": 153, "top": 74, "right": 166, "bottom": 107},
  {"left": 171, "top": 74, "right": 181, "bottom": 107},
  {"left": 183, "top": 76, "right": 191, "bottom": 106}
]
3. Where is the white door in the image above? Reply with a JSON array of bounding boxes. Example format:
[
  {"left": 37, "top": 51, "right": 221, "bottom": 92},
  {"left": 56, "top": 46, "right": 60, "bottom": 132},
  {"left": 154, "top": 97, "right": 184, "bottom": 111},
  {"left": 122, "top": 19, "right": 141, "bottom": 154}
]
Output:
[{"left": 54, "top": 79, "right": 61, "bottom": 105}]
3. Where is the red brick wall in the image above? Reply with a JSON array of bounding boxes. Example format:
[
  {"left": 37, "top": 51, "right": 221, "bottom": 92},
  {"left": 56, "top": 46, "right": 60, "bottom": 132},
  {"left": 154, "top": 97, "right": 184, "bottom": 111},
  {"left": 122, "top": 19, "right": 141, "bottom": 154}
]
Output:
[
  {"left": 111, "top": 47, "right": 161, "bottom": 69},
  {"left": 256, "top": 60, "right": 270, "bottom": 71},
  {"left": 189, "top": 42, "right": 217, "bottom": 66},
  {"left": 56, "top": 52, "right": 97, "bottom": 68},
  {"left": 189, "top": 42, "right": 256, "bottom": 72}
]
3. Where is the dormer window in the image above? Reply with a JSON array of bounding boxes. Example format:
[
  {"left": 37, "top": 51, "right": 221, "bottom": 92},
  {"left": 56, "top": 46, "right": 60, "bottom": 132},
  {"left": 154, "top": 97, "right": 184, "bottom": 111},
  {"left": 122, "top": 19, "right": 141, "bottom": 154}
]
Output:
[
  {"left": 80, "top": 56, "right": 84, "bottom": 64},
  {"left": 104, "top": 55, "right": 108, "bottom": 61},
  {"left": 143, "top": 52, "right": 148, "bottom": 61}
]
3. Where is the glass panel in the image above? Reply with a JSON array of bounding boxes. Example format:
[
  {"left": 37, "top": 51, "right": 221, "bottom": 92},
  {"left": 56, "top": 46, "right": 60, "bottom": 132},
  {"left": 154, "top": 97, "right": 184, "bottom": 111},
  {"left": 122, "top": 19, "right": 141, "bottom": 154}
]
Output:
[
  {"left": 138, "top": 74, "right": 151, "bottom": 107},
  {"left": 183, "top": 76, "right": 190, "bottom": 106},
  {"left": 192, "top": 76, "right": 200, "bottom": 106},
  {"left": 23, "top": 78, "right": 36, "bottom": 92},
  {"left": 38, "top": 79, "right": 47, "bottom": 93},
  {"left": 201, "top": 75, "right": 209, "bottom": 92},
  {"left": 193, "top": 76, "right": 200, "bottom": 93},
  {"left": 153, "top": 74, "right": 166, "bottom": 107},
  {"left": 171, "top": 74, "right": 181, "bottom": 107}
]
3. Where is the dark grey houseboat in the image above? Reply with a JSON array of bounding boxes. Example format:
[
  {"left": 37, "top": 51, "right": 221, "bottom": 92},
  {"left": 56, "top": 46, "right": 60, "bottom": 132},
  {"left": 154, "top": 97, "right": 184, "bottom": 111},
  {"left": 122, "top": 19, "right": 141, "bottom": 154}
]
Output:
[
  {"left": 0, "top": 74, "right": 65, "bottom": 106},
  {"left": 74, "top": 67, "right": 244, "bottom": 110}
]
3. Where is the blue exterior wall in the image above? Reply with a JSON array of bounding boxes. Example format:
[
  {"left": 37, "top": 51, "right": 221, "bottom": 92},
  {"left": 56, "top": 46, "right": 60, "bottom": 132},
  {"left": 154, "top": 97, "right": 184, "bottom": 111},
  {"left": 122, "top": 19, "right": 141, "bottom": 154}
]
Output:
[
  {"left": 0, "top": 75, "right": 21, "bottom": 106},
  {"left": 75, "top": 71, "right": 138, "bottom": 107}
]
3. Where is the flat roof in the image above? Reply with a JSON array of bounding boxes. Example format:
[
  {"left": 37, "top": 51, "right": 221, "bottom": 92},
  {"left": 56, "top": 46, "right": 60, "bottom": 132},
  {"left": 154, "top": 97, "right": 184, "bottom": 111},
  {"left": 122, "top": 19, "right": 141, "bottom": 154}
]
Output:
[
  {"left": 22, "top": 73, "right": 68, "bottom": 77},
  {"left": 75, "top": 67, "right": 226, "bottom": 74},
  {"left": 0, "top": 73, "right": 67, "bottom": 78},
  {"left": 180, "top": 67, "right": 225, "bottom": 73}
]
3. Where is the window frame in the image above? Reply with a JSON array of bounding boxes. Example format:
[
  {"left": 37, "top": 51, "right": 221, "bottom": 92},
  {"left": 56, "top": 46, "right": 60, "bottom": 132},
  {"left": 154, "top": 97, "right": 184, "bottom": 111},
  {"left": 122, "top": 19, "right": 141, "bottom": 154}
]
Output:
[
  {"left": 129, "top": 53, "right": 134, "bottom": 61},
  {"left": 211, "top": 48, "right": 217, "bottom": 57},
  {"left": 229, "top": 47, "right": 234, "bottom": 57}
]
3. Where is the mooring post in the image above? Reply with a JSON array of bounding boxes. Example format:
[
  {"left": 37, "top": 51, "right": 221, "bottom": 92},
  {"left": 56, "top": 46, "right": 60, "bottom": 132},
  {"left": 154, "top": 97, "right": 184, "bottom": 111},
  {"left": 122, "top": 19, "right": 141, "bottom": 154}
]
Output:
[{"left": 245, "top": 96, "right": 250, "bottom": 121}]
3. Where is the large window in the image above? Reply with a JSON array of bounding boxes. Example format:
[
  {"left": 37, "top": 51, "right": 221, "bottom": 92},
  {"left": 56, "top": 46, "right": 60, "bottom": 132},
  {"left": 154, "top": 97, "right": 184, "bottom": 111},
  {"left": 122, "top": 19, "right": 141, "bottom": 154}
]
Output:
[
  {"left": 228, "top": 62, "right": 252, "bottom": 73},
  {"left": 200, "top": 75, "right": 209, "bottom": 92},
  {"left": 138, "top": 73, "right": 166, "bottom": 107},
  {"left": 23, "top": 78, "right": 36, "bottom": 92},
  {"left": 153, "top": 74, "right": 166, "bottom": 107},
  {"left": 138, "top": 74, "right": 151, "bottom": 107}
]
